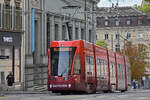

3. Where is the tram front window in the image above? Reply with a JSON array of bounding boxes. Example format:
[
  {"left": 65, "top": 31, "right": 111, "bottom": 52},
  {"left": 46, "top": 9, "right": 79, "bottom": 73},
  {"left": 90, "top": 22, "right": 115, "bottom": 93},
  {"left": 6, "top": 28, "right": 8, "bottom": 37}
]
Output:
[{"left": 50, "top": 47, "right": 76, "bottom": 76}]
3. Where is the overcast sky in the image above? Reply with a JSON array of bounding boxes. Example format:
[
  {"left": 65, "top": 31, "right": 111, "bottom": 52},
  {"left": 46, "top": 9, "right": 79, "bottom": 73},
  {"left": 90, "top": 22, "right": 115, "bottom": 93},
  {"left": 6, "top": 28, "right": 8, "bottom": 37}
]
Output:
[{"left": 98, "top": 0, "right": 143, "bottom": 7}]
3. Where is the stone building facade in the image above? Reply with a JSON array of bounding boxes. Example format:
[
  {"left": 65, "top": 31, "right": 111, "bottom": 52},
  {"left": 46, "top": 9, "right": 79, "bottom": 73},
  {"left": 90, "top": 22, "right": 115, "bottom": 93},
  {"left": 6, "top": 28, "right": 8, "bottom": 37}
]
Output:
[
  {"left": 0, "top": 0, "right": 23, "bottom": 90},
  {"left": 96, "top": 7, "right": 150, "bottom": 52},
  {"left": 96, "top": 7, "right": 150, "bottom": 75},
  {"left": 24, "top": 0, "right": 99, "bottom": 90}
]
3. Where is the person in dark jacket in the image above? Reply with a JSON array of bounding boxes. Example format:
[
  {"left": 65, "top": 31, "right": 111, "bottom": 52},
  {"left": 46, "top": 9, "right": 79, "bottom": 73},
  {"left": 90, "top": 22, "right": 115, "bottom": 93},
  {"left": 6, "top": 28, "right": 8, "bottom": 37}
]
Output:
[{"left": 6, "top": 72, "right": 14, "bottom": 90}]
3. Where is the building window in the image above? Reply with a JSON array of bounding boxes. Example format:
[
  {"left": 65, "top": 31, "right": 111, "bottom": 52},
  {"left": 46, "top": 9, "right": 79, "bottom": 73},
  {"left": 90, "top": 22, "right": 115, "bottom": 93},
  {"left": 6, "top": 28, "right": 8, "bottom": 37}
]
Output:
[
  {"left": 138, "top": 32, "right": 143, "bottom": 39},
  {"left": 115, "top": 44, "right": 120, "bottom": 52},
  {"left": 0, "top": 49, "right": 5, "bottom": 56},
  {"left": 75, "top": 27, "right": 79, "bottom": 40},
  {"left": 149, "top": 32, "right": 150, "bottom": 39},
  {"left": 126, "top": 20, "right": 131, "bottom": 25},
  {"left": 55, "top": 24, "right": 59, "bottom": 40},
  {"left": 81, "top": 28, "right": 85, "bottom": 40},
  {"left": 138, "top": 19, "right": 142, "bottom": 25},
  {"left": 62, "top": 25, "right": 66, "bottom": 40},
  {"left": 116, "top": 34, "right": 120, "bottom": 39},
  {"left": 10, "top": 6, "right": 12, "bottom": 29},
  {"left": 148, "top": 19, "right": 150, "bottom": 23},
  {"left": 104, "top": 20, "right": 109, "bottom": 26},
  {"left": 105, "top": 34, "right": 108, "bottom": 40},
  {"left": 89, "top": 30, "right": 92, "bottom": 42},
  {"left": 116, "top": 20, "right": 119, "bottom": 26},
  {"left": 6, "top": 4, "right": 10, "bottom": 29},
  {"left": 68, "top": 26, "right": 73, "bottom": 40},
  {"left": 97, "top": 18, "right": 101, "bottom": 27},
  {"left": 96, "top": 35, "right": 98, "bottom": 40},
  {"left": 1, "top": 72, "right": 5, "bottom": 84},
  {"left": 14, "top": 6, "right": 22, "bottom": 30},
  {"left": 126, "top": 32, "right": 131, "bottom": 39}
]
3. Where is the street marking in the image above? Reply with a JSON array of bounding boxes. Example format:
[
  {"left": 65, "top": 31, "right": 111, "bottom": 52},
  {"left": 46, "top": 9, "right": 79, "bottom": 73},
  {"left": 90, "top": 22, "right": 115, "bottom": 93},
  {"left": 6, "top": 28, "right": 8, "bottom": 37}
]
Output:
[
  {"left": 118, "top": 96, "right": 128, "bottom": 99},
  {"left": 41, "top": 95, "right": 88, "bottom": 99},
  {"left": 96, "top": 96, "right": 105, "bottom": 99},
  {"left": 137, "top": 97, "right": 150, "bottom": 100}
]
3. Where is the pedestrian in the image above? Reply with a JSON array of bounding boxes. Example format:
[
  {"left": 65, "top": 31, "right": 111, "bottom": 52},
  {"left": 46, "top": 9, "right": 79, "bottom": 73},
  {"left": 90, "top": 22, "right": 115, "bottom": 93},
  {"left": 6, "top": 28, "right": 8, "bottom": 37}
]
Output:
[
  {"left": 132, "top": 79, "right": 136, "bottom": 89},
  {"left": 6, "top": 71, "right": 14, "bottom": 91}
]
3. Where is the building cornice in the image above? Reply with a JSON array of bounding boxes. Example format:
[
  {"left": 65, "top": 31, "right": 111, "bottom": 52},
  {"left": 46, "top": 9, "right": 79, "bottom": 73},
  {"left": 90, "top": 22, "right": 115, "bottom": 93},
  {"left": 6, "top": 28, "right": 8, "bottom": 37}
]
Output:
[
  {"left": 61, "top": 0, "right": 100, "bottom": 10},
  {"left": 47, "top": 11, "right": 86, "bottom": 23},
  {"left": 96, "top": 7, "right": 145, "bottom": 17}
]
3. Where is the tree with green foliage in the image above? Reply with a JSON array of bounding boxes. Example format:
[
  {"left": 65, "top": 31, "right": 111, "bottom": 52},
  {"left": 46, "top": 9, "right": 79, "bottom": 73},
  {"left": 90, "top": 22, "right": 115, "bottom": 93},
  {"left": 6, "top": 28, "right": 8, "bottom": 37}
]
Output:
[
  {"left": 145, "top": 0, "right": 150, "bottom": 2},
  {"left": 135, "top": 0, "right": 150, "bottom": 15},
  {"left": 96, "top": 40, "right": 107, "bottom": 49}
]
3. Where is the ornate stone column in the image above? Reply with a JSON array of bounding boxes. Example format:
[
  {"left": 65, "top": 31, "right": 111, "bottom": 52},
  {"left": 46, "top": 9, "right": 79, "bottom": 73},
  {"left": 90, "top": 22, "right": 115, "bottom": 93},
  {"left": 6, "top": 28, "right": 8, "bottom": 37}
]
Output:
[
  {"left": 78, "top": 22, "right": 81, "bottom": 40},
  {"left": 72, "top": 20, "right": 75, "bottom": 40},
  {"left": 58, "top": 17, "right": 62, "bottom": 40},
  {"left": 50, "top": 15, "right": 55, "bottom": 42}
]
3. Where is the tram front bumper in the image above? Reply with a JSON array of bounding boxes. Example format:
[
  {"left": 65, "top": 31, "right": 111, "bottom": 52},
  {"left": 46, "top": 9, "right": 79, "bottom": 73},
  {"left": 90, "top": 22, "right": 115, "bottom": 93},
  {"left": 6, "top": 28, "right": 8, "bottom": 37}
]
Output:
[{"left": 48, "top": 83, "right": 75, "bottom": 91}]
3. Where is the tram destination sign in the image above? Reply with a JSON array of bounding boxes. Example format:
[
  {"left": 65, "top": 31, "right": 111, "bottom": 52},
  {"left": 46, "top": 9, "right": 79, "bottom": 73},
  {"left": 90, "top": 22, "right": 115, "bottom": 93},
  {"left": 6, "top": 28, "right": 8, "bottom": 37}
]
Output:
[{"left": 0, "top": 32, "right": 21, "bottom": 48}]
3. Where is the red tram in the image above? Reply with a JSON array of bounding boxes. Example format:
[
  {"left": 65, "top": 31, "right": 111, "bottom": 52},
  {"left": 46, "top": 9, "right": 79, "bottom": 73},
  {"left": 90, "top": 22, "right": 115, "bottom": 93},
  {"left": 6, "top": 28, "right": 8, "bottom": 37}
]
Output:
[{"left": 48, "top": 40, "right": 131, "bottom": 93}]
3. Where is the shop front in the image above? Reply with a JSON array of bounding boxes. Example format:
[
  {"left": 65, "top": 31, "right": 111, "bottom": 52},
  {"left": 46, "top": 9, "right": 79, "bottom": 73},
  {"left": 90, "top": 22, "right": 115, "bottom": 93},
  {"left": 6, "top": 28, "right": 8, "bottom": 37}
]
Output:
[{"left": 0, "top": 32, "right": 22, "bottom": 90}]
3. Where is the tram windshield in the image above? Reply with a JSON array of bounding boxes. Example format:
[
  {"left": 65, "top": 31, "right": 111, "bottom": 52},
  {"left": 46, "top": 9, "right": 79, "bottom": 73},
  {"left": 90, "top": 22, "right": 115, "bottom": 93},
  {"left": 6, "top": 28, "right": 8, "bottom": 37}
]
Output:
[{"left": 50, "top": 47, "right": 76, "bottom": 76}]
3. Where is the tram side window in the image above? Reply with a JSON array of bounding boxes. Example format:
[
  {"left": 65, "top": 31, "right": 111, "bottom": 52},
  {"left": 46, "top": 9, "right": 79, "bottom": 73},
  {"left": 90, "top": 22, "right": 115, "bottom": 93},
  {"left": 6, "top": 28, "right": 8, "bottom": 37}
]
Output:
[
  {"left": 120, "top": 64, "right": 122, "bottom": 79},
  {"left": 110, "top": 61, "right": 113, "bottom": 78},
  {"left": 122, "top": 65, "right": 125, "bottom": 79},
  {"left": 86, "top": 56, "right": 90, "bottom": 74},
  {"left": 105, "top": 60, "right": 108, "bottom": 78},
  {"left": 74, "top": 54, "right": 81, "bottom": 75},
  {"left": 99, "top": 59, "right": 103, "bottom": 78},
  {"left": 102, "top": 60, "right": 105, "bottom": 77},
  {"left": 126, "top": 66, "right": 128, "bottom": 79},
  {"left": 113, "top": 62, "right": 116, "bottom": 78},
  {"left": 118, "top": 64, "right": 121, "bottom": 79},
  {"left": 99, "top": 59, "right": 102, "bottom": 77},
  {"left": 96, "top": 58, "right": 101, "bottom": 77},
  {"left": 90, "top": 57, "right": 95, "bottom": 76},
  {"left": 86, "top": 56, "right": 95, "bottom": 76}
]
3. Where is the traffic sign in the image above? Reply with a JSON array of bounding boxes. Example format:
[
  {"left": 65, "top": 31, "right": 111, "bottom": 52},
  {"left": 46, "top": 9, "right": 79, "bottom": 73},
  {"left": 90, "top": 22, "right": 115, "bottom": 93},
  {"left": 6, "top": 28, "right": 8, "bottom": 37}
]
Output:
[{"left": 0, "top": 56, "right": 9, "bottom": 59}]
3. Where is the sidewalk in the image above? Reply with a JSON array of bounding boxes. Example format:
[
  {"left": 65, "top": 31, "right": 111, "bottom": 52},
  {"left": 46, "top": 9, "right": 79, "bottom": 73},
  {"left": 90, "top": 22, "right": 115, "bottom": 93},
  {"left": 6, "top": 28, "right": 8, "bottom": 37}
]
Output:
[
  {"left": 126, "top": 88, "right": 150, "bottom": 93},
  {"left": 0, "top": 83, "right": 51, "bottom": 96},
  {"left": 1, "top": 90, "right": 51, "bottom": 95}
]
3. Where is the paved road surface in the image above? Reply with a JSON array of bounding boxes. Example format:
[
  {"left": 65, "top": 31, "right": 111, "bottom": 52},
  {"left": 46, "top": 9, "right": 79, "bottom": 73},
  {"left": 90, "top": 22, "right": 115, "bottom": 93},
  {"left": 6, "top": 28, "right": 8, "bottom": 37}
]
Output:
[{"left": 0, "top": 89, "right": 150, "bottom": 100}]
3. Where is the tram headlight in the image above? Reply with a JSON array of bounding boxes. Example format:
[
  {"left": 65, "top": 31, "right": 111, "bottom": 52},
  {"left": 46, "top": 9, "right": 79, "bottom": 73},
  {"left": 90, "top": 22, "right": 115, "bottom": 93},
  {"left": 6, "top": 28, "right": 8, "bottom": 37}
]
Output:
[
  {"left": 75, "top": 78, "right": 78, "bottom": 80},
  {"left": 68, "top": 84, "right": 71, "bottom": 88},
  {"left": 49, "top": 84, "right": 52, "bottom": 88}
]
